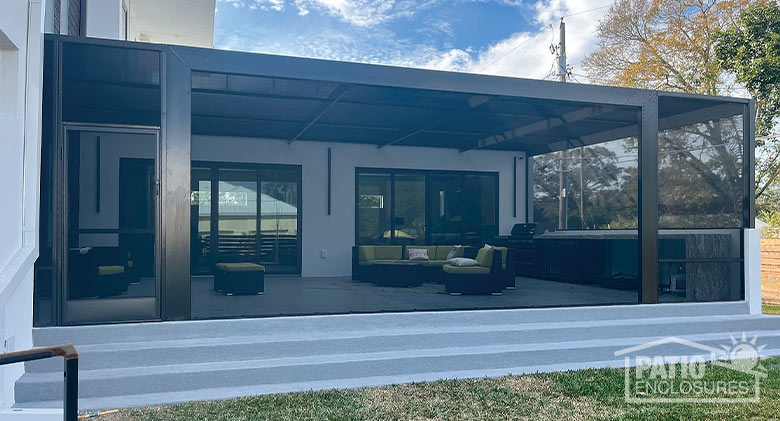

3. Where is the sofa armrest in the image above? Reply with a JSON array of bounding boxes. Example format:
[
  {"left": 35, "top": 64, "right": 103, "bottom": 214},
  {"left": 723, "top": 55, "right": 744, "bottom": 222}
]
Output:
[{"left": 490, "top": 249, "right": 502, "bottom": 274}]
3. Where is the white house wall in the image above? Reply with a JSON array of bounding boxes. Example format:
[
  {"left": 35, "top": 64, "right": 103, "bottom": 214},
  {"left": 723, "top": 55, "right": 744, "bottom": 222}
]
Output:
[
  {"left": 0, "top": 0, "right": 43, "bottom": 409},
  {"left": 192, "top": 136, "right": 527, "bottom": 277}
]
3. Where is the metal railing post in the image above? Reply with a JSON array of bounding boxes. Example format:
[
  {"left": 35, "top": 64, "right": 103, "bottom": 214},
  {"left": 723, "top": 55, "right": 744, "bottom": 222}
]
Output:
[{"left": 64, "top": 357, "right": 78, "bottom": 421}]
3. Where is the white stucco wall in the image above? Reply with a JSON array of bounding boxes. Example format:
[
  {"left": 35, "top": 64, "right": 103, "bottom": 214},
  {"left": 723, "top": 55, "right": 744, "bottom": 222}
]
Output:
[
  {"left": 744, "top": 228, "right": 762, "bottom": 315},
  {"left": 0, "top": 0, "right": 43, "bottom": 409},
  {"left": 85, "top": 0, "right": 123, "bottom": 40},
  {"left": 192, "top": 136, "right": 527, "bottom": 277}
]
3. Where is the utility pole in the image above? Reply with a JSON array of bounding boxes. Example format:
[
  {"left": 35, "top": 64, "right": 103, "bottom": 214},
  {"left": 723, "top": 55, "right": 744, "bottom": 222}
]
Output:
[{"left": 556, "top": 18, "right": 569, "bottom": 230}]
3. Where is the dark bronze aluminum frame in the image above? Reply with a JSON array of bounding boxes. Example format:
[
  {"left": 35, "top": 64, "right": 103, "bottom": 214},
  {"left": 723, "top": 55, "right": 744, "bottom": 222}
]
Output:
[{"left": 40, "top": 34, "right": 755, "bottom": 324}]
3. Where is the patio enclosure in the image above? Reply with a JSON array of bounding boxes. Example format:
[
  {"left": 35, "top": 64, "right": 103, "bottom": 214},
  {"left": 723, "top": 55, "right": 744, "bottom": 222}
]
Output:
[{"left": 33, "top": 36, "right": 754, "bottom": 325}]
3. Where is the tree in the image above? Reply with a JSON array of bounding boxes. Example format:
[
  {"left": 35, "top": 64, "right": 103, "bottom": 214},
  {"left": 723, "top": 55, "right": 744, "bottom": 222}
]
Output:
[
  {"left": 713, "top": 0, "right": 780, "bottom": 200},
  {"left": 583, "top": 0, "right": 750, "bottom": 95},
  {"left": 584, "top": 0, "right": 780, "bottom": 220}
]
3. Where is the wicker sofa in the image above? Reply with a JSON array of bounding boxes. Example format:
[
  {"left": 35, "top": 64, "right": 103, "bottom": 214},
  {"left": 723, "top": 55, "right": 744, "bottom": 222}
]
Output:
[{"left": 352, "top": 244, "right": 473, "bottom": 282}]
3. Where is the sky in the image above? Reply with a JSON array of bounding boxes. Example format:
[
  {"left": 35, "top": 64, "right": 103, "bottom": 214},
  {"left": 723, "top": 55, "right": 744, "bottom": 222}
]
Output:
[{"left": 213, "top": 0, "right": 615, "bottom": 82}]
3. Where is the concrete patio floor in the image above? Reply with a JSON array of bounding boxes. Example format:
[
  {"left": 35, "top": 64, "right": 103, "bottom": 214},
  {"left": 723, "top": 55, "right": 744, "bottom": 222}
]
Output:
[{"left": 191, "top": 275, "right": 642, "bottom": 319}]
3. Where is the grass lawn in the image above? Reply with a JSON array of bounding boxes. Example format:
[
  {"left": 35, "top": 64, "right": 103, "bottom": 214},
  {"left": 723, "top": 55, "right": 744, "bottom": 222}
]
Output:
[
  {"left": 764, "top": 304, "right": 780, "bottom": 315},
  {"left": 98, "top": 356, "right": 780, "bottom": 421}
]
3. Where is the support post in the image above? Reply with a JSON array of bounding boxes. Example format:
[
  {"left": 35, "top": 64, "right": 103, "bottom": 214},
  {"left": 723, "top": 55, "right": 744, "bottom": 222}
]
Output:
[
  {"left": 64, "top": 358, "right": 78, "bottom": 421},
  {"left": 161, "top": 49, "right": 192, "bottom": 320},
  {"left": 744, "top": 100, "right": 756, "bottom": 228},
  {"left": 639, "top": 94, "right": 659, "bottom": 304}
]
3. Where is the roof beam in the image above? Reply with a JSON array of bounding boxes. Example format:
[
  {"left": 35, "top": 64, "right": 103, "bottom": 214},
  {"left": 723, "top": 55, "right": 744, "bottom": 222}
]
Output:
[
  {"left": 526, "top": 102, "right": 745, "bottom": 154},
  {"left": 289, "top": 84, "right": 349, "bottom": 143},
  {"left": 461, "top": 104, "right": 617, "bottom": 152}
]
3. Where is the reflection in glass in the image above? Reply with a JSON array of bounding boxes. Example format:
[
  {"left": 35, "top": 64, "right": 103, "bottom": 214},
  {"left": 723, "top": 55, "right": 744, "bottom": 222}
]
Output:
[
  {"left": 393, "top": 174, "right": 426, "bottom": 245},
  {"left": 464, "top": 175, "right": 497, "bottom": 244},
  {"left": 65, "top": 131, "right": 158, "bottom": 323},
  {"left": 260, "top": 168, "right": 299, "bottom": 272},
  {"left": 217, "top": 168, "right": 258, "bottom": 263},
  {"left": 533, "top": 137, "right": 638, "bottom": 232},
  {"left": 358, "top": 173, "right": 392, "bottom": 244},
  {"left": 429, "top": 174, "right": 462, "bottom": 244},
  {"left": 658, "top": 113, "right": 744, "bottom": 228},
  {"left": 190, "top": 168, "right": 212, "bottom": 274}
]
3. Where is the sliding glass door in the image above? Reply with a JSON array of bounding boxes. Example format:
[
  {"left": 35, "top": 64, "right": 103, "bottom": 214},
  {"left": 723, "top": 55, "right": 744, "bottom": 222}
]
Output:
[
  {"left": 393, "top": 173, "right": 426, "bottom": 245},
  {"left": 357, "top": 169, "right": 498, "bottom": 246},
  {"left": 428, "top": 174, "right": 462, "bottom": 245},
  {"left": 357, "top": 173, "right": 392, "bottom": 244},
  {"left": 260, "top": 167, "right": 300, "bottom": 272},
  {"left": 191, "top": 163, "right": 302, "bottom": 275}
]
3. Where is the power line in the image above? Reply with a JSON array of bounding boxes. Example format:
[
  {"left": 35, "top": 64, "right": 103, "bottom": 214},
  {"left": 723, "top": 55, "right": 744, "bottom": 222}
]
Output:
[
  {"left": 561, "top": 4, "right": 612, "bottom": 18},
  {"left": 477, "top": 4, "right": 612, "bottom": 75},
  {"left": 477, "top": 35, "right": 536, "bottom": 73}
]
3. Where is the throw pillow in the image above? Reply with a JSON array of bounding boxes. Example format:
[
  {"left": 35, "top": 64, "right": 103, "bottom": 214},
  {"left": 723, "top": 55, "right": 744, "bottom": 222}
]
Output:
[
  {"left": 446, "top": 257, "right": 478, "bottom": 267},
  {"left": 446, "top": 245, "right": 462, "bottom": 260},
  {"left": 408, "top": 248, "right": 430, "bottom": 261},
  {"left": 484, "top": 243, "right": 495, "bottom": 249}
]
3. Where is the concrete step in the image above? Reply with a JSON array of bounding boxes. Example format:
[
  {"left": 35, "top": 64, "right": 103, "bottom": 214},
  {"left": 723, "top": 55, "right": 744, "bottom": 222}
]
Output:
[
  {"left": 24, "top": 313, "right": 775, "bottom": 373},
  {"left": 31, "top": 302, "right": 750, "bottom": 345},
  {"left": 16, "top": 331, "right": 780, "bottom": 407},
  {"left": 17, "top": 302, "right": 780, "bottom": 411}
]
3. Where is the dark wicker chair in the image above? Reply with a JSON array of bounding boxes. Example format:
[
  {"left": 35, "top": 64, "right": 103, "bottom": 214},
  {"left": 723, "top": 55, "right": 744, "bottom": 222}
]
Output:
[{"left": 442, "top": 247, "right": 503, "bottom": 295}]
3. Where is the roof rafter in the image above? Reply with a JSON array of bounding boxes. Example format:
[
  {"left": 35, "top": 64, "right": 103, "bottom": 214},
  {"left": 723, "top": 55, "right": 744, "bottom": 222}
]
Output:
[
  {"left": 289, "top": 84, "right": 350, "bottom": 144},
  {"left": 461, "top": 104, "right": 618, "bottom": 152}
]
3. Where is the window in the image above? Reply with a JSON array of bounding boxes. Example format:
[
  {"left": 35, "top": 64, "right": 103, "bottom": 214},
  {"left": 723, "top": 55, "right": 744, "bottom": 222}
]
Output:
[{"left": 357, "top": 169, "right": 498, "bottom": 246}]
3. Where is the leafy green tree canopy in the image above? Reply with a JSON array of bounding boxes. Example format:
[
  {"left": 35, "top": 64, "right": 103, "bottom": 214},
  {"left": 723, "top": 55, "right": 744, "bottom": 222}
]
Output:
[{"left": 714, "top": 0, "right": 780, "bottom": 139}]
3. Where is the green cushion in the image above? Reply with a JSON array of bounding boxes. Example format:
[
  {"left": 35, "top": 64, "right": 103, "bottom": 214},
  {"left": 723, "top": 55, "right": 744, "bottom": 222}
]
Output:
[
  {"left": 98, "top": 265, "right": 124, "bottom": 276},
  {"left": 407, "top": 245, "right": 436, "bottom": 260},
  {"left": 359, "top": 259, "right": 402, "bottom": 265},
  {"left": 475, "top": 247, "right": 495, "bottom": 268},
  {"left": 494, "top": 247, "right": 508, "bottom": 270},
  {"left": 423, "top": 260, "right": 448, "bottom": 267},
  {"left": 436, "top": 245, "right": 463, "bottom": 260},
  {"left": 442, "top": 264, "right": 491, "bottom": 275},
  {"left": 373, "top": 246, "right": 402, "bottom": 260},
  {"left": 358, "top": 246, "right": 375, "bottom": 261},
  {"left": 216, "top": 262, "right": 265, "bottom": 272}
]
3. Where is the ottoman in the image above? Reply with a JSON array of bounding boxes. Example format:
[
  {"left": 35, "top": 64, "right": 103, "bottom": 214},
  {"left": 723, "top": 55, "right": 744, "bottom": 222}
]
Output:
[{"left": 214, "top": 262, "right": 265, "bottom": 295}]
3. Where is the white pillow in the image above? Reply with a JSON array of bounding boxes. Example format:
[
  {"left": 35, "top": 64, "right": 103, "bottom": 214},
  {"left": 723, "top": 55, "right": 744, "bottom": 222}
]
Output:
[
  {"left": 446, "top": 257, "right": 478, "bottom": 267},
  {"left": 445, "top": 245, "right": 462, "bottom": 260},
  {"left": 484, "top": 243, "right": 495, "bottom": 249},
  {"left": 408, "top": 248, "right": 430, "bottom": 261}
]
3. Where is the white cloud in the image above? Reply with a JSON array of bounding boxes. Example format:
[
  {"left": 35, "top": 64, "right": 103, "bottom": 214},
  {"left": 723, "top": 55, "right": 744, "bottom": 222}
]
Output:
[
  {"left": 218, "top": 0, "right": 285, "bottom": 12},
  {"left": 421, "top": 0, "right": 612, "bottom": 81},
  {"left": 216, "top": 0, "right": 613, "bottom": 83}
]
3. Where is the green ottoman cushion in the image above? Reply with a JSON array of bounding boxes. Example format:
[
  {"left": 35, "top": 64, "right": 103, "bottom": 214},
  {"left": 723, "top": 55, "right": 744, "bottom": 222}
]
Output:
[
  {"left": 442, "top": 265, "right": 491, "bottom": 275},
  {"left": 98, "top": 265, "right": 125, "bottom": 276},
  {"left": 216, "top": 262, "right": 266, "bottom": 272}
]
